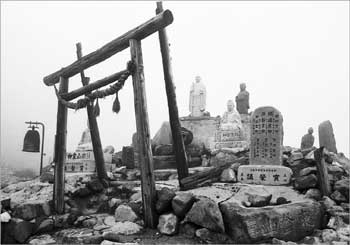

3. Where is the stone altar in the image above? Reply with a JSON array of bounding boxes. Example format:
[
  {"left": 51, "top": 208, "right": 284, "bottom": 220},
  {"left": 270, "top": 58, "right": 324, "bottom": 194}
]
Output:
[
  {"left": 235, "top": 83, "right": 250, "bottom": 115},
  {"left": 189, "top": 76, "right": 207, "bottom": 117}
]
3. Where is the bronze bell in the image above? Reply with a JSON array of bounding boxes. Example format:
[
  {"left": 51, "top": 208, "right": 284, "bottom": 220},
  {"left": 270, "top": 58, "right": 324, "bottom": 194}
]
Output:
[{"left": 23, "top": 126, "right": 40, "bottom": 152}]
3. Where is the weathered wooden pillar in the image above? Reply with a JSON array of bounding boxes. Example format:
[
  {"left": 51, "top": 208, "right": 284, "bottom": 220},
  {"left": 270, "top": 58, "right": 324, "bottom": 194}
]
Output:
[
  {"left": 53, "top": 77, "right": 68, "bottom": 214},
  {"left": 76, "top": 43, "right": 108, "bottom": 181},
  {"left": 129, "top": 39, "right": 157, "bottom": 228},
  {"left": 156, "top": 2, "right": 189, "bottom": 185},
  {"left": 314, "top": 147, "right": 331, "bottom": 196}
]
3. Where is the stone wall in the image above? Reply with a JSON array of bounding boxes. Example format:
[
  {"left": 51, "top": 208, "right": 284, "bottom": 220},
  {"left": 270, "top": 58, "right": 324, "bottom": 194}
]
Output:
[{"left": 180, "top": 116, "right": 220, "bottom": 150}]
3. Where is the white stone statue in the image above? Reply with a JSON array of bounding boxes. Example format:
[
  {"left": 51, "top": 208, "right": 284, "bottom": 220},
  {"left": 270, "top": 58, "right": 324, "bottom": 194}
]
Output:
[
  {"left": 220, "top": 100, "right": 242, "bottom": 131},
  {"left": 189, "top": 76, "right": 206, "bottom": 117}
]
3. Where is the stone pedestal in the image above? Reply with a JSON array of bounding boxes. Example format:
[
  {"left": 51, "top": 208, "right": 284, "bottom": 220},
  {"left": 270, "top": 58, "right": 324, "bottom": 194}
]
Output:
[
  {"left": 180, "top": 116, "right": 219, "bottom": 150},
  {"left": 237, "top": 165, "right": 292, "bottom": 185}
]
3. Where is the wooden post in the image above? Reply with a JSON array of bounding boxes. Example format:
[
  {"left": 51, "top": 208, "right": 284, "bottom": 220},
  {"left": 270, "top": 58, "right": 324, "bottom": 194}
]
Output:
[
  {"left": 129, "top": 39, "right": 157, "bottom": 228},
  {"left": 156, "top": 2, "right": 189, "bottom": 185},
  {"left": 53, "top": 77, "right": 68, "bottom": 214},
  {"left": 314, "top": 147, "right": 331, "bottom": 196},
  {"left": 43, "top": 10, "right": 174, "bottom": 86},
  {"left": 76, "top": 43, "right": 108, "bottom": 181}
]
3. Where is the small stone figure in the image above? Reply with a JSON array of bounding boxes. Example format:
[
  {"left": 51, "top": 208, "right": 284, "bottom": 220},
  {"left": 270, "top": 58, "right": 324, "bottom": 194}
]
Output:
[
  {"left": 235, "top": 83, "right": 250, "bottom": 115},
  {"left": 220, "top": 100, "right": 242, "bottom": 131},
  {"left": 300, "top": 127, "right": 315, "bottom": 150},
  {"left": 189, "top": 76, "right": 206, "bottom": 117}
]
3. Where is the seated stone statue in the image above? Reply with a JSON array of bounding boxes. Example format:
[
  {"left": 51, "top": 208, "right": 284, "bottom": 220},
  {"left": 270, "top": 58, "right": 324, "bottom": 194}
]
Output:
[
  {"left": 220, "top": 100, "right": 243, "bottom": 131},
  {"left": 300, "top": 127, "right": 315, "bottom": 150}
]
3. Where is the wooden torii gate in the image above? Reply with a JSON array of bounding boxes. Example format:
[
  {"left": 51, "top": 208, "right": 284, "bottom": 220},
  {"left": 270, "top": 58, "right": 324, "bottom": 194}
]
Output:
[{"left": 44, "top": 3, "right": 188, "bottom": 228}]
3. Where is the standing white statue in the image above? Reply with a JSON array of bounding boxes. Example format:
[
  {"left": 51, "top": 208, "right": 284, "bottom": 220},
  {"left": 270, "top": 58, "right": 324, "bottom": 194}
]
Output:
[
  {"left": 189, "top": 76, "right": 206, "bottom": 117},
  {"left": 220, "top": 100, "right": 242, "bottom": 131}
]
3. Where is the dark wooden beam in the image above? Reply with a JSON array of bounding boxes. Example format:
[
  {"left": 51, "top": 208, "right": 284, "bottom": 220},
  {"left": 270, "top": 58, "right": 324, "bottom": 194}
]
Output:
[
  {"left": 60, "top": 70, "right": 126, "bottom": 101},
  {"left": 156, "top": 2, "right": 188, "bottom": 186},
  {"left": 76, "top": 42, "right": 108, "bottom": 181},
  {"left": 53, "top": 77, "right": 68, "bottom": 214},
  {"left": 130, "top": 39, "right": 157, "bottom": 228},
  {"left": 44, "top": 10, "right": 173, "bottom": 86},
  {"left": 314, "top": 147, "right": 331, "bottom": 196}
]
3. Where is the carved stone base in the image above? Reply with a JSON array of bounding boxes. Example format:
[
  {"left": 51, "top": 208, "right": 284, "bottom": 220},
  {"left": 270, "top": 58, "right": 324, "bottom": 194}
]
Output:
[{"left": 237, "top": 165, "right": 292, "bottom": 185}]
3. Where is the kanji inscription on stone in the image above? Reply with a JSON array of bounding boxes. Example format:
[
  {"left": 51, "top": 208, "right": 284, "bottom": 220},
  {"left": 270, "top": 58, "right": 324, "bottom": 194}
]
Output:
[
  {"left": 249, "top": 106, "right": 283, "bottom": 165},
  {"left": 237, "top": 165, "right": 292, "bottom": 185}
]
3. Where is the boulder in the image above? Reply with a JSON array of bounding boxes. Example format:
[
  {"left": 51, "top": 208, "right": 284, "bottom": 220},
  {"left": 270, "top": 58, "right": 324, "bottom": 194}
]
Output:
[
  {"left": 156, "top": 187, "right": 176, "bottom": 214},
  {"left": 106, "top": 221, "right": 142, "bottom": 235},
  {"left": 322, "top": 196, "right": 337, "bottom": 210},
  {"left": 102, "top": 232, "right": 122, "bottom": 242},
  {"left": 305, "top": 188, "right": 322, "bottom": 201},
  {"left": 82, "top": 217, "right": 98, "bottom": 228},
  {"left": 55, "top": 228, "right": 95, "bottom": 244},
  {"left": 290, "top": 152, "right": 304, "bottom": 162},
  {"left": 154, "top": 144, "right": 174, "bottom": 156},
  {"left": 1, "top": 211, "right": 11, "bottom": 222},
  {"left": 157, "top": 213, "right": 178, "bottom": 235},
  {"left": 244, "top": 192, "right": 272, "bottom": 207},
  {"left": 108, "top": 198, "right": 122, "bottom": 209},
  {"left": 195, "top": 227, "right": 232, "bottom": 244},
  {"left": 115, "top": 205, "right": 138, "bottom": 222},
  {"left": 322, "top": 229, "right": 339, "bottom": 243},
  {"left": 331, "top": 190, "right": 347, "bottom": 204},
  {"left": 299, "top": 167, "right": 317, "bottom": 177},
  {"left": 152, "top": 121, "right": 173, "bottom": 146},
  {"left": 1, "top": 198, "right": 11, "bottom": 210},
  {"left": 334, "top": 179, "right": 349, "bottom": 201},
  {"left": 28, "top": 234, "right": 56, "bottom": 244},
  {"left": 172, "top": 192, "right": 195, "bottom": 218},
  {"left": 318, "top": 120, "right": 337, "bottom": 153},
  {"left": 13, "top": 201, "right": 51, "bottom": 221},
  {"left": 220, "top": 168, "right": 236, "bottom": 183},
  {"left": 35, "top": 218, "right": 54, "bottom": 233},
  {"left": 294, "top": 174, "right": 317, "bottom": 190},
  {"left": 178, "top": 222, "right": 198, "bottom": 238},
  {"left": 220, "top": 200, "right": 323, "bottom": 243},
  {"left": 86, "top": 179, "right": 104, "bottom": 193},
  {"left": 184, "top": 197, "right": 225, "bottom": 233},
  {"left": 11, "top": 218, "right": 34, "bottom": 243}
]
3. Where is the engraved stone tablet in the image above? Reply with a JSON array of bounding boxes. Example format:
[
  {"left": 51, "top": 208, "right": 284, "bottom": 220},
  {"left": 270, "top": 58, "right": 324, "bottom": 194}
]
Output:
[
  {"left": 237, "top": 165, "right": 292, "bottom": 185},
  {"left": 250, "top": 106, "right": 283, "bottom": 165}
]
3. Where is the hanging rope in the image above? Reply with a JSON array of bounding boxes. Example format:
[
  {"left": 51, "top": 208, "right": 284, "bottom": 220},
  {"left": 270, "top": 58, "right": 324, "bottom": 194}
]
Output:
[{"left": 54, "top": 61, "right": 135, "bottom": 113}]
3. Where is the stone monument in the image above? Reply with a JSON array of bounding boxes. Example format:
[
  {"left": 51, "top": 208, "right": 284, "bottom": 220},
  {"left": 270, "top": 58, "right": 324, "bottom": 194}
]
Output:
[
  {"left": 318, "top": 120, "right": 337, "bottom": 153},
  {"left": 300, "top": 127, "right": 315, "bottom": 150},
  {"left": 238, "top": 106, "right": 292, "bottom": 185},
  {"left": 189, "top": 76, "right": 206, "bottom": 117},
  {"left": 235, "top": 83, "right": 250, "bottom": 115},
  {"left": 213, "top": 100, "right": 248, "bottom": 149}
]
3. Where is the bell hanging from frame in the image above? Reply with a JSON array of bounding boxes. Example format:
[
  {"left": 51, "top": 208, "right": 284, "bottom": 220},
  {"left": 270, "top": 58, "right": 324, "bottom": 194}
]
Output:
[{"left": 23, "top": 126, "right": 40, "bottom": 152}]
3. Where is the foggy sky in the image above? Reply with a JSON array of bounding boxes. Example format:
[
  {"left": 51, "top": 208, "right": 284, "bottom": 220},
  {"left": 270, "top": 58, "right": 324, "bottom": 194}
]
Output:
[{"left": 1, "top": 1, "right": 349, "bottom": 173}]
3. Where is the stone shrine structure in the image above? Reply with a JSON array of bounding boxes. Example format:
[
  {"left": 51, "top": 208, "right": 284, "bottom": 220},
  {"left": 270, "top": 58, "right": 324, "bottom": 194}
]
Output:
[
  {"left": 235, "top": 83, "right": 250, "bottom": 115},
  {"left": 65, "top": 127, "right": 114, "bottom": 172},
  {"left": 318, "top": 120, "right": 337, "bottom": 153},
  {"left": 238, "top": 106, "right": 291, "bottom": 185},
  {"left": 213, "top": 100, "right": 248, "bottom": 149},
  {"left": 189, "top": 76, "right": 207, "bottom": 117},
  {"left": 300, "top": 127, "right": 315, "bottom": 150}
]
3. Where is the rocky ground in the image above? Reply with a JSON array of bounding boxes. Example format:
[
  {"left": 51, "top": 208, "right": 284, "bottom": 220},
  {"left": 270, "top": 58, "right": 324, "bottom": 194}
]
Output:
[{"left": 1, "top": 146, "right": 350, "bottom": 244}]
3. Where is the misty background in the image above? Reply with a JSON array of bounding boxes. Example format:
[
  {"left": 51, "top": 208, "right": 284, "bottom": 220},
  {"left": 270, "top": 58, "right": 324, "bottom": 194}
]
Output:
[{"left": 1, "top": 1, "right": 349, "bottom": 174}]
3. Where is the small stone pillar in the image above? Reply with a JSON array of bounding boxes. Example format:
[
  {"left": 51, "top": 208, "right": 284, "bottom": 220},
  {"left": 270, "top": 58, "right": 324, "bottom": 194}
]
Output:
[{"left": 122, "top": 146, "right": 135, "bottom": 169}]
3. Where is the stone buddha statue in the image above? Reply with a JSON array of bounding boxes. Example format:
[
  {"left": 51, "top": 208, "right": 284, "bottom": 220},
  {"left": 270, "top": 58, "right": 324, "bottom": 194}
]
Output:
[
  {"left": 189, "top": 76, "right": 206, "bottom": 117},
  {"left": 220, "top": 100, "right": 243, "bottom": 131},
  {"left": 300, "top": 127, "right": 315, "bottom": 150},
  {"left": 235, "top": 83, "right": 250, "bottom": 115}
]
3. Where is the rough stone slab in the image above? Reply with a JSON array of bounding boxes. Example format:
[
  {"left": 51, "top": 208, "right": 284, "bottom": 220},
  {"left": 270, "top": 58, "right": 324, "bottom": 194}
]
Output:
[
  {"left": 238, "top": 165, "right": 292, "bottom": 185},
  {"left": 318, "top": 120, "right": 337, "bottom": 153},
  {"left": 220, "top": 199, "right": 323, "bottom": 243},
  {"left": 250, "top": 106, "right": 283, "bottom": 165}
]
